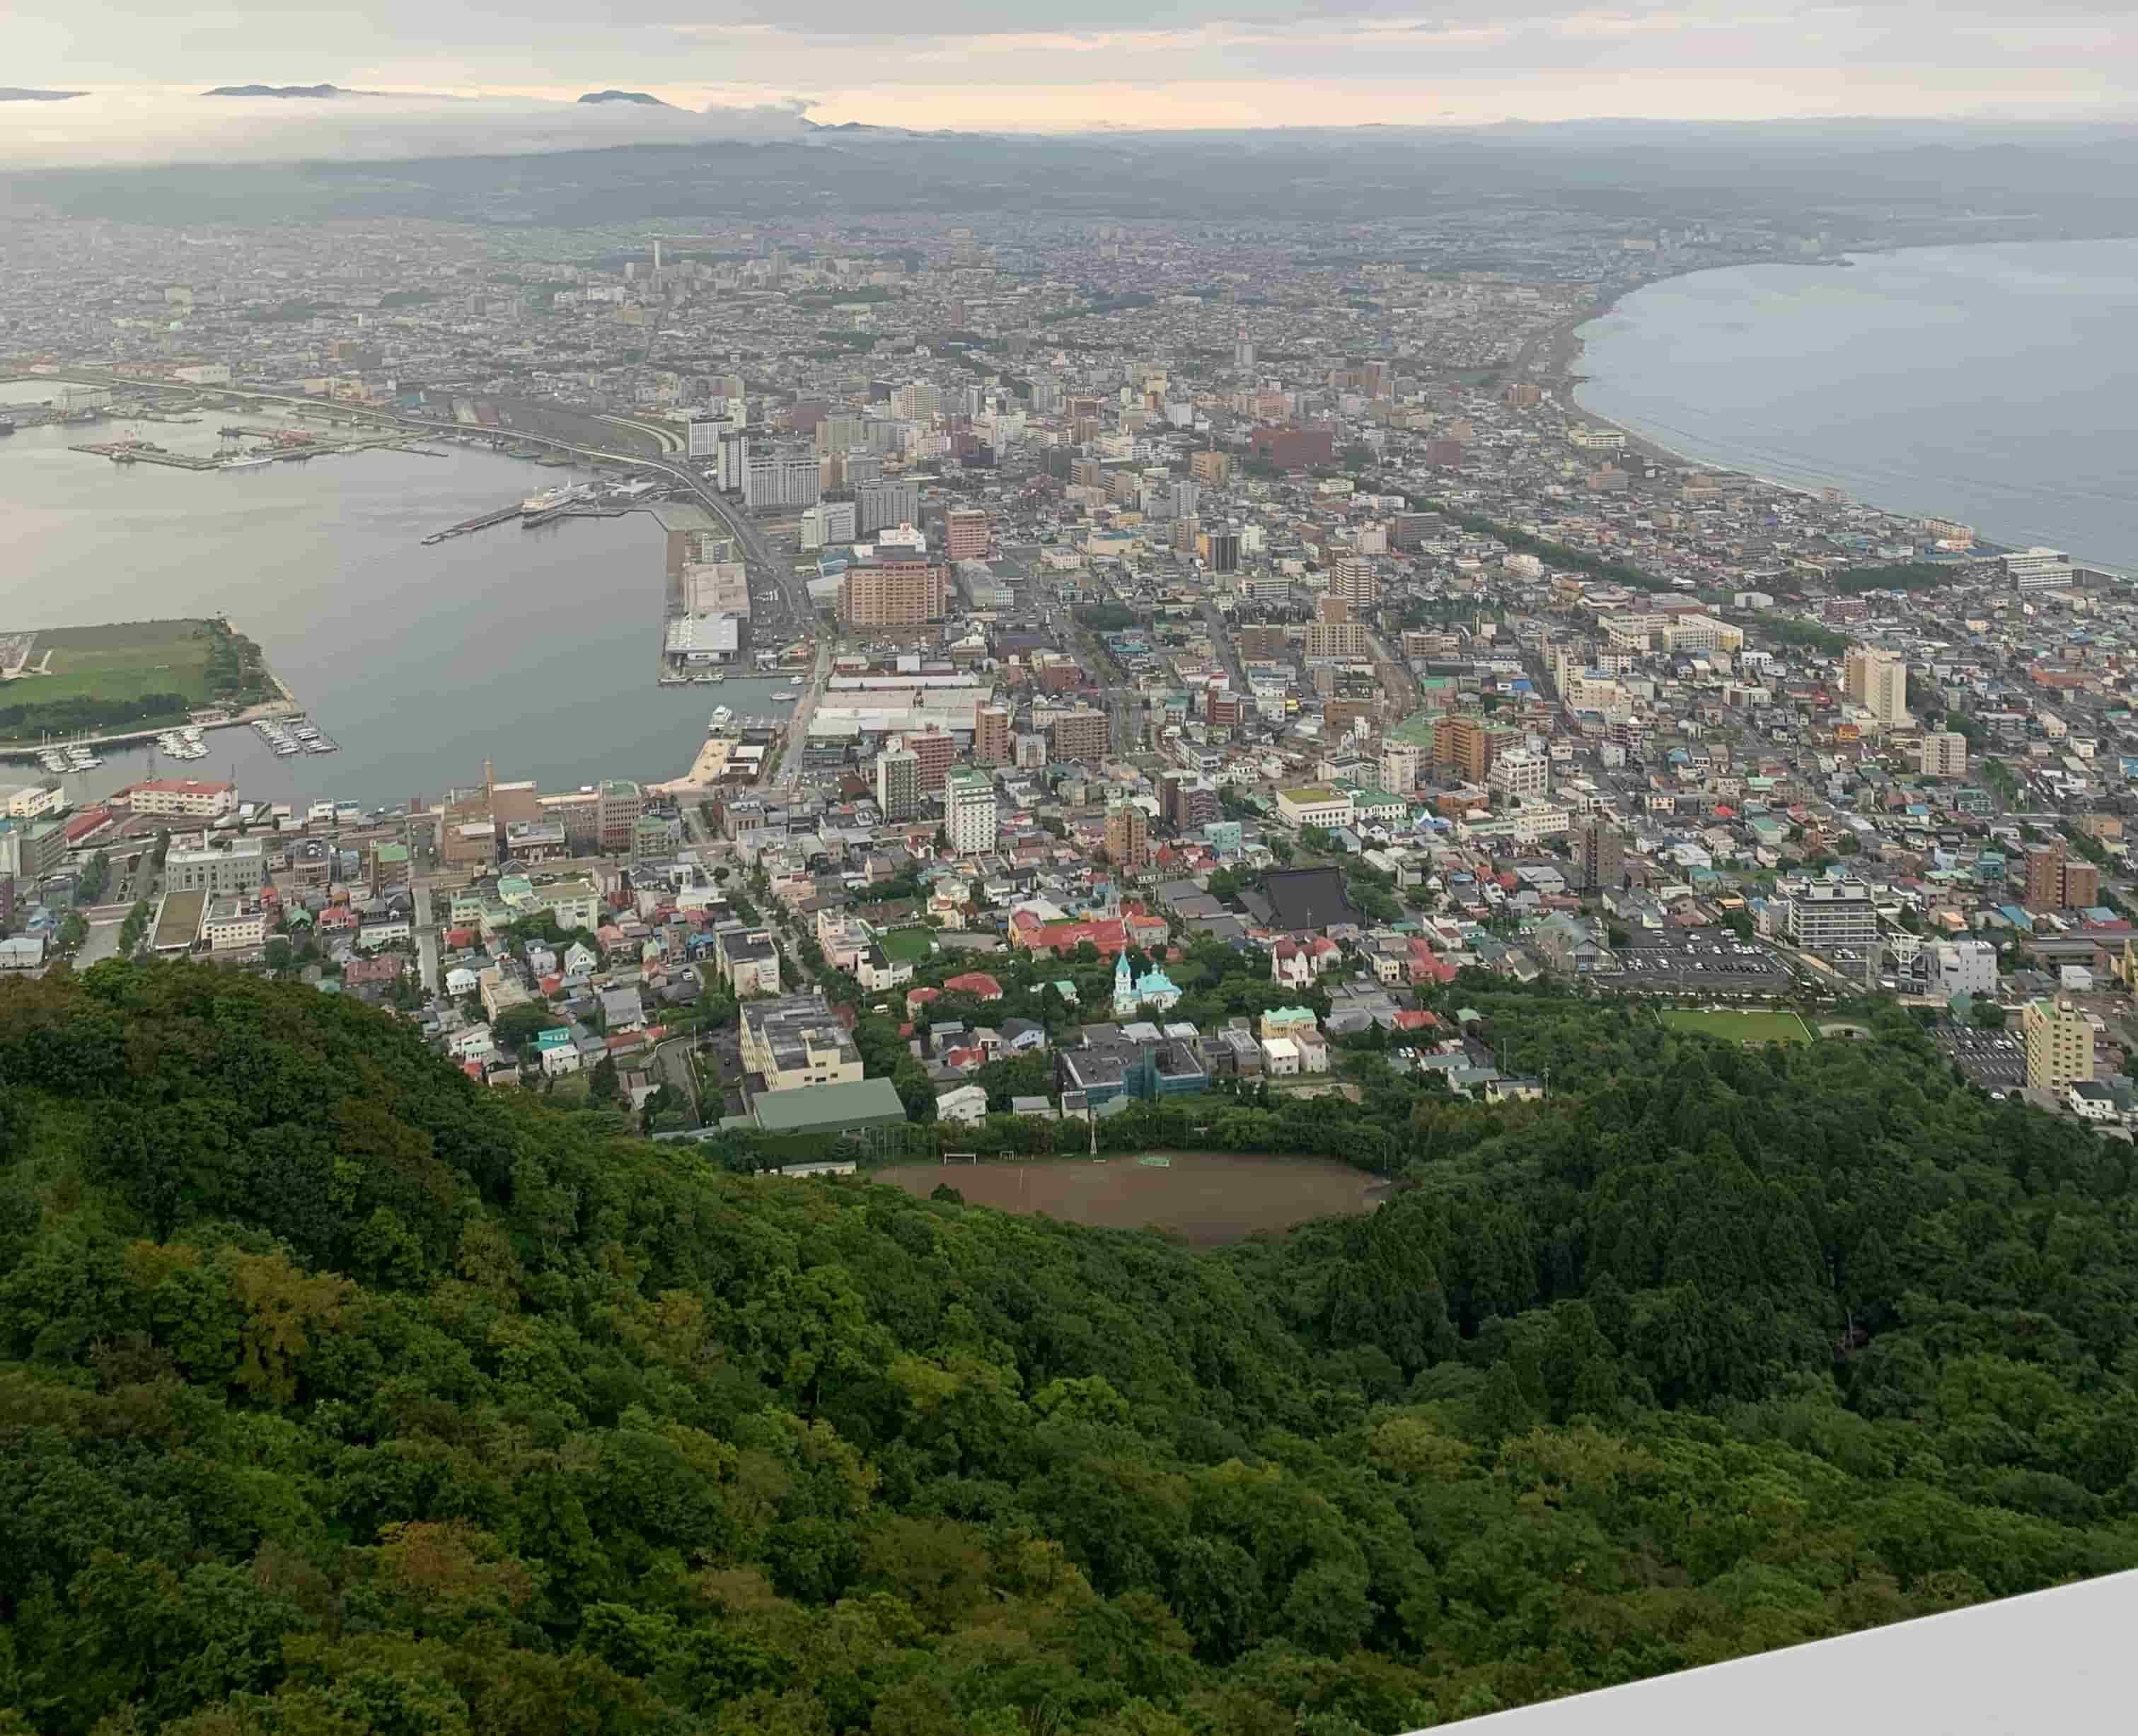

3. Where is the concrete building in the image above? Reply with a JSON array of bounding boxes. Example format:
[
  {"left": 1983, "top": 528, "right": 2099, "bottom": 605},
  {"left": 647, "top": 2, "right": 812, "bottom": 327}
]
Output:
[
  {"left": 739, "top": 993, "right": 865, "bottom": 1094},
  {"left": 713, "top": 925, "right": 782, "bottom": 996},
  {"left": 743, "top": 451, "right": 821, "bottom": 511},
  {"left": 1329, "top": 555, "right": 1380, "bottom": 611},
  {"left": 1104, "top": 801, "right": 1150, "bottom": 872},
  {"left": 1843, "top": 645, "right": 1910, "bottom": 727},
  {"left": 1276, "top": 786, "right": 1355, "bottom": 830},
  {"left": 1051, "top": 707, "right": 1110, "bottom": 762},
  {"left": 1934, "top": 939, "right": 1999, "bottom": 999},
  {"left": 874, "top": 742, "right": 922, "bottom": 818},
  {"left": 944, "top": 768, "right": 997, "bottom": 855},
  {"left": 201, "top": 898, "right": 265, "bottom": 951},
  {"left": 842, "top": 559, "right": 948, "bottom": 626},
  {"left": 1573, "top": 819, "right": 1626, "bottom": 893},
  {"left": 1489, "top": 747, "right": 1550, "bottom": 801},
  {"left": 944, "top": 507, "right": 990, "bottom": 560},
  {"left": 2024, "top": 996, "right": 2094, "bottom": 1094},
  {"left": 165, "top": 838, "right": 265, "bottom": 896},
  {"left": 1918, "top": 732, "right": 1969, "bottom": 778},
  {"left": 855, "top": 477, "right": 920, "bottom": 535},
  {"left": 2025, "top": 840, "right": 2067, "bottom": 910},
  {"left": 123, "top": 779, "right": 236, "bottom": 819},
  {"left": 1781, "top": 878, "right": 1876, "bottom": 953},
  {"left": 975, "top": 704, "right": 1012, "bottom": 765}
]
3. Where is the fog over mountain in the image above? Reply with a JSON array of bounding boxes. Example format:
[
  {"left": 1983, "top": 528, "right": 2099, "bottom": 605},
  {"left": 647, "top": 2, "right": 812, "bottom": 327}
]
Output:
[{"left": 0, "top": 87, "right": 815, "bottom": 170}]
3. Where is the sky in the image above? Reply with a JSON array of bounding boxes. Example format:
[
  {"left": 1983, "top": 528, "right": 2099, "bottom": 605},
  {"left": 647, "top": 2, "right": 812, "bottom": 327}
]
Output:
[{"left": 4, "top": 0, "right": 2136, "bottom": 165}]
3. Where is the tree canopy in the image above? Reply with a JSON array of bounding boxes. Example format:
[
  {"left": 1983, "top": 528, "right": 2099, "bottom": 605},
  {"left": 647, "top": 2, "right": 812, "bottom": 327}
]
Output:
[{"left": 3, "top": 964, "right": 2138, "bottom": 1735}]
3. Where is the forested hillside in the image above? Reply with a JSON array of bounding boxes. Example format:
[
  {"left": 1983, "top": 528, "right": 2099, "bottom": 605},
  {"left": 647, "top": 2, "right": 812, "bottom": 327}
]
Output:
[{"left": 5, "top": 963, "right": 2138, "bottom": 1735}]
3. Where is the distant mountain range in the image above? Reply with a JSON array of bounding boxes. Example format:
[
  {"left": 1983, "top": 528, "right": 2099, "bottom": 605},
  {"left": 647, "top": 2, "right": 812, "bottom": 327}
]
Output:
[
  {"left": 577, "top": 91, "right": 669, "bottom": 107},
  {"left": 202, "top": 83, "right": 371, "bottom": 99},
  {"left": 0, "top": 88, "right": 84, "bottom": 102}
]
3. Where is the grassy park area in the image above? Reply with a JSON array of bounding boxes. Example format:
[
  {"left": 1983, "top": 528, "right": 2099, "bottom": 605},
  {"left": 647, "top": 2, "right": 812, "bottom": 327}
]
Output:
[
  {"left": 0, "top": 617, "right": 274, "bottom": 739},
  {"left": 878, "top": 927, "right": 935, "bottom": 965},
  {"left": 1658, "top": 1007, "right": 1815, "bottom": 1045}
]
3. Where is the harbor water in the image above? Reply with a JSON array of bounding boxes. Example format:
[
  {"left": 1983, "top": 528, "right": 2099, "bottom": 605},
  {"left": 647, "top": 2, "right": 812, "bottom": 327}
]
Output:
[{"left": 0, "top": 395, "right": 799, "bottom": 810}]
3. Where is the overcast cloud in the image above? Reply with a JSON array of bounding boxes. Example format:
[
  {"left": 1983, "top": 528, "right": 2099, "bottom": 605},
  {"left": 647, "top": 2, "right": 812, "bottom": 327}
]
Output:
[{"left": 4, "top": 0, "right": 2134, "bottom": 164}]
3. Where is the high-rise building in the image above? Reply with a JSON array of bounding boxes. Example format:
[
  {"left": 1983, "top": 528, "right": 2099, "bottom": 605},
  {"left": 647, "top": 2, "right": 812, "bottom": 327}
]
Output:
[
  {"left": 944, "top": 507, "right": 990, "bottom": 561},
  {"left": 2024, "top": 997, "right": 2093, "bottom": 1092},
  {"left": 596, "top": 780, "right": 642, "bottom": 855},
  {"left": 1189, "top": 450, "right": 1232, "bottom": 486},
  {"left": 874, "top": 743, "right": 920, "bottom": 818},
  {"left": 1234, "top": 335, "right": 1256, "bottom": 369},
  {"left": 975, "top": 704, "right": 1012, "bottom": 765},
  {"left": 899, "top": 381, "right": 944, "bottom": 422},
  {"left": 855, "top": 477, "right": 921, "bottom": 535},
  {"left": 2026, "top": 840, "right": 2067, "bottom": 910},
  {"left": 816, "top": 412, "right": 866, "bottom": 455},
  {"left": 1104, "top": 802, "right": 1150, "bottom": 872},
  {"left": 1843, "top": 646, "right": 1909, "bottom": 727},
  {"left": 1433, "top": 714, "right": 1497, "bottom": 782},
  {"left": 1380, "top": 743, "right": 1422, "bottom": 796},
  {"left": 1015, "top": 731, "right": 1048, "bottom": 770},
  {"left": 1918, "top": 732, "right": 1968, "bottom": 778},
  {"left": 1159, "top": 770, "right": 1219, "bottom": 833},
  {"left": 944, "top": 768, "right": 997, "bottom": 855},
  {"left": 906, "top": 726, "right": 956, "bottom": 793},
  {"left": 1331, "top": 556, "right": 1380, "bottom": 611},
  {"left": 1051, "top": 707, "right": 1110, "bottom": 762},
  {"left": 744, "top": 452, "right": 821, "bottom": 511},
  {"left": 1573, "top": 819, "right": 1626, "bottom": 893},
  {"left": 2064, "top": 860, "right": 2102, "bottom": 910},
  {"left": 842, "top": 560, "right": 948, "bottom": 627},
  {"left": 715, "top": 429, "right": 749, "bottom": 492},
  {"left": 1198, "top": 528, "right": 1240, "bottom": 573}
]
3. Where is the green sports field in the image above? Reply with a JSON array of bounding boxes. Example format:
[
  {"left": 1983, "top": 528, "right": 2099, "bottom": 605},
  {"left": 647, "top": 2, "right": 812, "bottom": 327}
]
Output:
[
  {"left": 878, "top": 927, "right": 935, "bottom": 965},
  {"left": 1658, "top": 1008, "right": 1814, "bottom": 1045}
]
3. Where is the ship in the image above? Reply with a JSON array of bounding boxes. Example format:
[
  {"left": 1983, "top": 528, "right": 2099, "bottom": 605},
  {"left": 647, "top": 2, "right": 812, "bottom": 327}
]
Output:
[
  {"left": 710, "top": 706, "right": 733, "bottom": 727},
  {"left": 521, "top": 485, "right": 579, "bottom": 514}
]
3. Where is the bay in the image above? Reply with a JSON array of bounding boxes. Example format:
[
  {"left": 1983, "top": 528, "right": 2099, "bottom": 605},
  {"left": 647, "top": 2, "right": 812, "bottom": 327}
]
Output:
[
  {"left": 1573, "top": 239, "right": 2138, "bottom": 571},
  {"left": 0, "top": 402, "right": 797, "bottom": 810}
]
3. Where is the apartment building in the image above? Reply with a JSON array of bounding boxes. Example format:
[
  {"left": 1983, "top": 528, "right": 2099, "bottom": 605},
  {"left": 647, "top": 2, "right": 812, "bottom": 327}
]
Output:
[
  {"left": 2024, "top": 997, "right": 2094, "bottom": 1093},
  {"left": 842, "top": 559, "right": 948, "bottom": 626},
  {"left": 1104, "top": 801, "right": 1150, "bottom": 871},
  {"left": 944, "top": 768, "right": 998, "bottom": 855}
]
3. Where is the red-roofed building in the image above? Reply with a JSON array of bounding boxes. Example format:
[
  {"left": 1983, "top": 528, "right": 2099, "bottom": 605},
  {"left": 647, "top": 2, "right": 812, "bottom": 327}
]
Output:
[
  {"left": 117, "top": 779, "right": 236, "bottom": 819},
  {"left": 444, "top": 926, "right": 476, "bottom": 949},
  {"left": 943, "top": 971, "right": 1005, "bottom": 1000},
  {"left": 907, "top": 985, "right": 942, "bottom": 1017},
  {"left": 63, "top": 808, "right": 115, "bottom": 845}
]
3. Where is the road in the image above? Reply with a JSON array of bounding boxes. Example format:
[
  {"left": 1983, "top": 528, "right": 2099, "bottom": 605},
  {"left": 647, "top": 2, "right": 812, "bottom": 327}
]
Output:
[
  {"left": 1201, "top": 599, "right": 1248, "bottom": 690},
  {"left": 413, "top": 881, "right": 439, "bottom": 995},
  {"left": 650, "top": 1033, "right": 704, "bottom": 1124},
  {"left": 778, "top": 637, "right": 836, "bottom": 789}
]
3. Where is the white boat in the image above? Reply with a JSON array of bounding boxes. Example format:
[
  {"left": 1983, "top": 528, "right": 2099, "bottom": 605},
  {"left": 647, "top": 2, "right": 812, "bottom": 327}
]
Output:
[{"left": 710, "top": 706, "right": 733, "bottom": 726}]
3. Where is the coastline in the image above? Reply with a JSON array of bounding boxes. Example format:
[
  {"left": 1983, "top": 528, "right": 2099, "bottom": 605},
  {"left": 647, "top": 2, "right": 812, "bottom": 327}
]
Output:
[{"left": 1545, "top": 238, "right": 2138, "bottom": 572}]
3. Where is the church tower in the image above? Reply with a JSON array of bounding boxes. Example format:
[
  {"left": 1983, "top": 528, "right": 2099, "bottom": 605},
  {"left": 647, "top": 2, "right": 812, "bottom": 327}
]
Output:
[{"left": 1113, "top": 950, "right": 1136, "bottom": 1019}]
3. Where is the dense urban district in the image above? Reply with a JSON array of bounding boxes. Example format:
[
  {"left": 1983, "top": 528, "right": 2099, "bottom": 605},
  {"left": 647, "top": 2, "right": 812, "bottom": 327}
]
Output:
[{"left": 5, "top": 199, "right": 2138, "bottom": 1733}]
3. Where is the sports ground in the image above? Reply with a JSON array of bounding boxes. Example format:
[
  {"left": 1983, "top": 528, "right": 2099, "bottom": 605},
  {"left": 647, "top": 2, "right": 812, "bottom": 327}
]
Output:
[{"left": 1657, "top": 1008, "right": 1815, "bottom": 1045}]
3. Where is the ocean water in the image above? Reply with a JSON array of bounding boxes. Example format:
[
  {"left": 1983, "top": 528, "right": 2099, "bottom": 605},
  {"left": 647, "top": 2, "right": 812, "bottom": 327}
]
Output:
[
  {"left": 1573, "top": 239, "right": 2138, "bottom": 569},
  {"left": 0, "top": 402, "right": 797, "bottom": 809}
]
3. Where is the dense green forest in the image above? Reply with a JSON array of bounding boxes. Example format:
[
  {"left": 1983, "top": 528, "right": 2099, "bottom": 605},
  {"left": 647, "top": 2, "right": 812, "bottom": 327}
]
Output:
[{"left": 6, "top": 964, "right": 2138, "bottom": 1735}]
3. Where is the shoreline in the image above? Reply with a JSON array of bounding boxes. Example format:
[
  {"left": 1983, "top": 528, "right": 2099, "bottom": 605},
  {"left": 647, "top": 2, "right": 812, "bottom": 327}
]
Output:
[{"left": 1544, "top": 237, "right": 2138, "bottom": 575}]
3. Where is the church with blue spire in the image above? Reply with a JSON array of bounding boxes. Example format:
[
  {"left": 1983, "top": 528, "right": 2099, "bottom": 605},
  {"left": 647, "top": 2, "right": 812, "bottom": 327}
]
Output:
[{"left": 1113, "top": 949, "right": 1182, "bottom": 1019}]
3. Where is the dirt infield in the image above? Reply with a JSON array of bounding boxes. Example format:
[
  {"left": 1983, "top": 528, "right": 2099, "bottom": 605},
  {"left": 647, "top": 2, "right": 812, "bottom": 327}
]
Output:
[{"left": 874, "top": 1152, "right": 1385, "bottom": 1245}]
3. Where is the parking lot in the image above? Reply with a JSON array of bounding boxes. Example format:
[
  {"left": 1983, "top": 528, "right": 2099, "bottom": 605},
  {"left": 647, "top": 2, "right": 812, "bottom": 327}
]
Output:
[
  {"left": 1601, "top": 932, "right": 1798, "bottom": 993},
  {"left": 1936, "top": 1026, "right": 2026, "bottom": 1094}
]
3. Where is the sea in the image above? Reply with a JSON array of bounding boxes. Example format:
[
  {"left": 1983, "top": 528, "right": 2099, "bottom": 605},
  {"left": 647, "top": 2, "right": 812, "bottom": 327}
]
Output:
[
  {"left": 1573, "top": 238, "right": 2138, "bottom": 572},
  {"left": 0, "top": 385, "right": 798, "bottom": 811}
]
